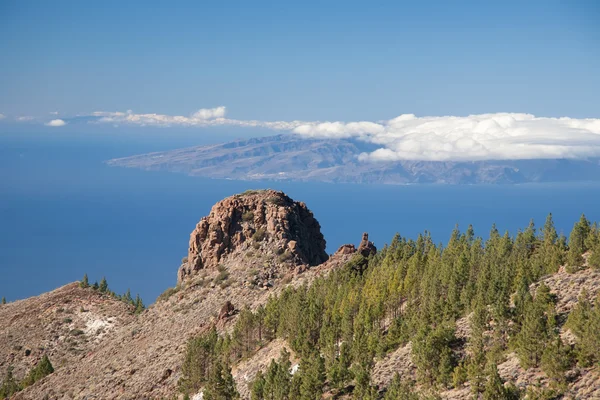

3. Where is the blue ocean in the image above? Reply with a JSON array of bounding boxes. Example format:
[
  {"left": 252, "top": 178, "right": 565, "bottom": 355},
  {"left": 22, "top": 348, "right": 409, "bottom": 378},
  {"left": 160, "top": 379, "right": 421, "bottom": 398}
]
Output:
[{"left": 2, "top": 131, "right": 599, "bottom": 304}]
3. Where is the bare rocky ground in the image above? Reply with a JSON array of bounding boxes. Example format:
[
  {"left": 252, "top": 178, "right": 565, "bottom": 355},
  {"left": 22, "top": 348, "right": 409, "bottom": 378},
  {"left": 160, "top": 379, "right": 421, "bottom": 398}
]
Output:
[
  {"left": 1, "top": 190, "right": 599, "bottom": 399},
  {"left": 0, "top": 283, "right": 136, "bottom": 386}
]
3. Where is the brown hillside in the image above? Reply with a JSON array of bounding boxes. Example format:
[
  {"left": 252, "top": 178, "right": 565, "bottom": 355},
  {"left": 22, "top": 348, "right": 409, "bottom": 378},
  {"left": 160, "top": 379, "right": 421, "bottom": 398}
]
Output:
[{"left": 3, "top": 190, "right": 362, "bottom": 400}]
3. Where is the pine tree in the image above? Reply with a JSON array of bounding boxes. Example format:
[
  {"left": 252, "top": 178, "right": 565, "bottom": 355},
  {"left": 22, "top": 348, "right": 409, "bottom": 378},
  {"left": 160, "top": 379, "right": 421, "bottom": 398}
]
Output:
[
  {"left": 134, "top": 294, "right": 145, "bottom": 314},
  {"left": 124, "top": 289, "right": 133, "bottom": 305},
  {"left": 262, "top": 349, "right": 292, "bottom": 400},
  {"left": 251, "top": 371, "right": 266, "bottom": 400},
  {"left": 80, "top": 273, "right": 89, "bottom": 288},
  {"left": 328, "top": 341, "right": 352, "bottom": 392},
  {"left": 384, "top": 373, "right": 419, "bottom": 400},
  {"left": 289, "top": 372, "right": 302, "bottom": 400},
  {"left": 179, "top": 327, "right": 219, "bottom": 393},
  {"left": 514, "top": 297, "right": 548, "bottom": 369},
  {"left": 412, "top": 325, "right": 456, "bottom": 387},
  {"left": 1, "top": 297, "right": 6, "bottom": 305},
  {"left": 467, "top": 304, "right": 488, "bottom": 395},
  {"left": 482, "top": 363, "right": 507, "bottom": 400},
  {"left": 541, "top": 337, "right": 572, "bottom": 392},
  {"left": 351, "top": 362, "right": 373, "bottom": 400},
  {"left": 585, "top": 222, "right": 599, "bottom": 251},
  {"left": 537, "top": 213, "right": 563, "bottom": 274},
  {"left": 567, "top": 214, "right": 591, "bottom": 271},
  {"left": 299, "top": 352, "right": 325, "bottom": 400},
  {"left": 203, "top": 359, "right": 240, "bottom": 400},
  {"left": 568, "top": 293, "right": 600, "bottom": 367},
  {"left": 0, "top": 366, "right": 20, "bottom": 398},
  {"left": 21, "top": 355, "right": 54, "bottom": 388},
  {"left": 589, "top": 239, "right": 600, "bottom": 270},
  {"left": 99, "top": 277, "right": 108, "bottom": 293}
]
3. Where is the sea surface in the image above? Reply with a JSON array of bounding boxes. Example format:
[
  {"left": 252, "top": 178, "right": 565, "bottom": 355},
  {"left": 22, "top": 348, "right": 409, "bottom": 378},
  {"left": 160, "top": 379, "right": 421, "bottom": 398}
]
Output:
[{"left": 1, "top": 131, "right": 599, "bottom": 304}]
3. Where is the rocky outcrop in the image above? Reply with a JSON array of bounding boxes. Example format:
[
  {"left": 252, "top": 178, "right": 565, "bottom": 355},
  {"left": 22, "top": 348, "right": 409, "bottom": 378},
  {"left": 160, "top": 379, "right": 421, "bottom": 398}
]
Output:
[
  {"left": 218, "top": 301, "right": 236, "bottom": 320},
  {"left": 313, "top": 233, "right": 377, "bottom": 275},
  {"left": 178, "top": 190, "right": 328, "bottom": 283},
  {"left": 357, "top": 232, "right": 376, "bottom": 258}
]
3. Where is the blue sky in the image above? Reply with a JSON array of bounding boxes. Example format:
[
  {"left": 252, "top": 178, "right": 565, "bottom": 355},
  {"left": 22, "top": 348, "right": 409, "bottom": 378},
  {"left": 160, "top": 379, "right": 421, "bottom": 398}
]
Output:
[{"left": 1, "top": 0, "right": 599, "bottom": 124}]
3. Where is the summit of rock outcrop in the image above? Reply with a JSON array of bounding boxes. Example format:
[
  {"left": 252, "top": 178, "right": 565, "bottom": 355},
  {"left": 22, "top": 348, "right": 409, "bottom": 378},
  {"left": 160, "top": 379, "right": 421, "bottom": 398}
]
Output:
[
  {"left": 178, "top": 189, "right": 328, "bottom": 283},
  {"left": 357, "top": 232, "right": 377, "bottom": 258}
]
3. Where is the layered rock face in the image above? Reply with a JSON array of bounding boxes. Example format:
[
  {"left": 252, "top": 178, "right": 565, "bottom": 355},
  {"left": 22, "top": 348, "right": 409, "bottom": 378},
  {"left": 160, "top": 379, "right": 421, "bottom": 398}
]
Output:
[{"left": 178, "top": 189, "right": 328, "bottom": 283}]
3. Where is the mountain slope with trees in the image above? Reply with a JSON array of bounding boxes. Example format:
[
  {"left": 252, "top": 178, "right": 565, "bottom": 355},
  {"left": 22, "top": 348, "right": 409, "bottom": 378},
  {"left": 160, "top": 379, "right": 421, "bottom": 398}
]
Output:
[
  {"left": 176, "top": 213, "right": 600, "bottom": 400},
  {"left": 1, "top": 191, "right": 599, "bottom": 399}
]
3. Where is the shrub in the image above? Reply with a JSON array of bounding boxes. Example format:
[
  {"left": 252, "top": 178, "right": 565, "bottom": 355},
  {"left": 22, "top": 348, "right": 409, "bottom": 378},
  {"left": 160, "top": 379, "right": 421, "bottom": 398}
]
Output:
[
  {"left": 242, "top": 211, "right": 254, "bottom": 222},
  {"left": 21, "top": 355, "right": 54, "bottom": 388},
  {"left": 70, "top": 329, "right": 85, "bottom": 336},
  {"left": 0, "top": 366, "right": 20, "bottom": 398},
  {"left": 181, "top": 256, "right": 188, "bottom": 264},
  {"left": 215, "top": 265, "right": 230, "bottom": 284},
  {"left": 157, "top": 286, "right": 180, "bottom": 302},
  {"left": 219, "top": 278, "right": 232, "bottom": 289},
  {"left": 241, "top": 189, "right": 263, "bottom": 196},
  {"left": 267, "top": 196, "right": 286, "bottom": 206},
  {"left": 252, "top": 227, "right": 267, "bottom": 242},
  {"left": 278, "top": 251, "right": 294, "bottom": 263}
]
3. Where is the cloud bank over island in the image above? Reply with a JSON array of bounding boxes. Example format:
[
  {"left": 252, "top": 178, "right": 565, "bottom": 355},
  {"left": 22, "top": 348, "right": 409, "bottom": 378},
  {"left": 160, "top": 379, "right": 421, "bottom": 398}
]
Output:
[
  {"left": 297, "top": 113, "right": 600, "bottom": 162},
  {"left": 8, "top": 106, "right": 596, "bottom": 162}
]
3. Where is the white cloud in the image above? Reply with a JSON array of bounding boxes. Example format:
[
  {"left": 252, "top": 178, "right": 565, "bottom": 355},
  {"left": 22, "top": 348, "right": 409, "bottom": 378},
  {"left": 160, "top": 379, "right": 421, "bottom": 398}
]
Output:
[
  {"left": 351, "top": 113, "right": 600, "bottom": 161},
  {"left": 16, "top": 116, "right": 34, "bottom": 122},
  {"left": 90, "top": 106, "right": 306, "bottom": 131},
  {"left": 191, "top": 106, "right": 226, "bottom": 120},
  {"left": 46, "top": 119, "right": 67, "bottom": 127},
  {"left": 293, "top": 121, "right": 385, "bottom": 138},
  {"left": 92, "top": 106, "right": 229, "bottom": 127},
  {"left": 88, "top": 107, "right": 600, "bottom": 161},
  {"left": 0, "top": 113, "right": 5, "bottom": 120}
]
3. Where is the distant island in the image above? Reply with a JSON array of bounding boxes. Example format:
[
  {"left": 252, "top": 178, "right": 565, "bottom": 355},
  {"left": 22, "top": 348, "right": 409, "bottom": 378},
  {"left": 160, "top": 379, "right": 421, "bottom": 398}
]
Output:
[{"left": 106, "top": 134, "right": 600, "bottom": 184}]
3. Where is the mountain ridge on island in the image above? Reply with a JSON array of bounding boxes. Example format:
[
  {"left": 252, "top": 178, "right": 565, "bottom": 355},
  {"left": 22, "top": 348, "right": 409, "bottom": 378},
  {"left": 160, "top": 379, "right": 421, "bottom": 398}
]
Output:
[{"left": 106, "top": 134, "right": 600, "bottom": 185}]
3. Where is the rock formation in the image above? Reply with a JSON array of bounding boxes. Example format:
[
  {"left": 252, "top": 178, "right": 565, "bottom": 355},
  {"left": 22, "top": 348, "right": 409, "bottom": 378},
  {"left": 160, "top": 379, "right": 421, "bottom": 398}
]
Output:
[
  {"left": 218, "top": 301, "right": 235, "bottom": 320},
  {"left": 178, "top": 189, "right": 328, "bottom": 283},
  {"left": 357, "top": 232, "right": 377, "bottom": 258}
]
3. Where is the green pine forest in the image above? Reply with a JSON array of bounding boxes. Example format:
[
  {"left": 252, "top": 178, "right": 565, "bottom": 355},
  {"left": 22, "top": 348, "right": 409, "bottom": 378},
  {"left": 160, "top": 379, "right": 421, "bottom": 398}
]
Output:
[{"left": 186, "top": 214, "right": 599, "bottom": 398}]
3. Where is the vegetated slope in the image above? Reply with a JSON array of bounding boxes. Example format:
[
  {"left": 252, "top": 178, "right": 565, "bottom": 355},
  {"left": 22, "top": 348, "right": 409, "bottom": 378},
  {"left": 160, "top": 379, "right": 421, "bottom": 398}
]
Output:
[
  {"left": 1, "top": 190, "right": 600, "bottom": 400},
  {"left": 0, "top": 190, "right": 359, "bottom": 399},
  {"left": 106, "top": 134, "right": 600, "bottom": 184},
  {"left": 174, "top": 214, "right": 600, "bottom": 400}
]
